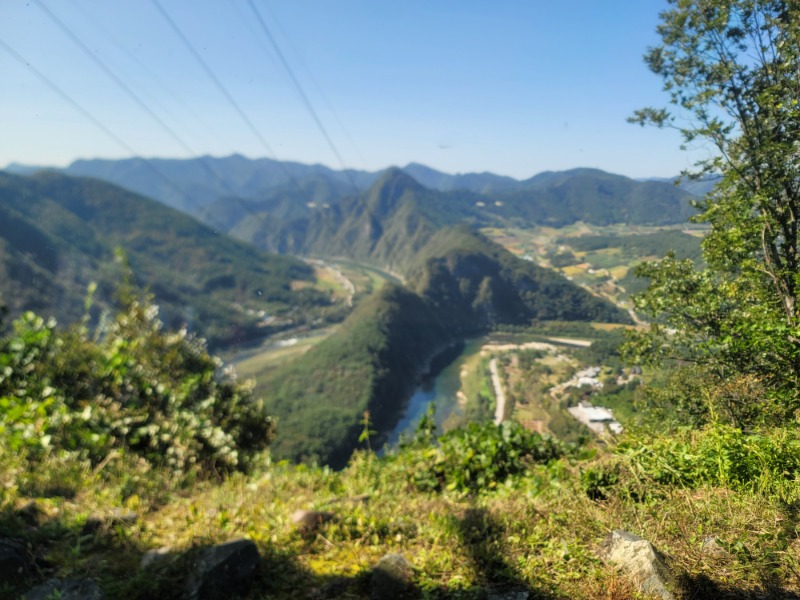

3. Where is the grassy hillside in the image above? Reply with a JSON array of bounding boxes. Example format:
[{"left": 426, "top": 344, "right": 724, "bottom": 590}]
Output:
[
  {"left": 0, "top": 171, "right": 332, "bottom": 349},
  {"left": 4, "top": 264, "right": 799, "bottom": 599}
]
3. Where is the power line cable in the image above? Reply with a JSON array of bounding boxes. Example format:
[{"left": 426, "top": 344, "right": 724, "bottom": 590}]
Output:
[
  {"left": 258, "top": 1, "right": 370, "bottom": 172},
  {"left": 32, "top": 0, "right": 248, "bottom": 210},
  {"left": 245, "top": 0, "right": 364, "bottom": 198},
  {"left": 65, "top": 0, "right": 223, "bottom": 149},
  {"left": 149, "top": 0, "right": 317, "bottom": 208},
  {"left": 0, "top": 38, "right": 231, "bottom": 235}
]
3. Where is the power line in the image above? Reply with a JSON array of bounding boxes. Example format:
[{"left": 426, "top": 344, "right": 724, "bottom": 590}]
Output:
[
  {"left": 32, "top": 0, "right": 247, "bottom": 209},
  {"left": 65, "top": 0, "right": 222, "bottom": 150},
  {"left": 232, "top": 2, "right": 366, "bottom": 180},
  {"left": 149, "top": 0, "right": 316, "bottom": 206},
  {"left": 245, "top": 0, "right": 364, "bottom": 198},
  {"left": 0, "top": 38, "right": 231, "bottom": 235}
]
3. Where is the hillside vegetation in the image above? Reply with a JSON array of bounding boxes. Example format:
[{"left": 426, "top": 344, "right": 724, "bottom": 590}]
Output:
[
  {"left": 0, "top": 171, "right": 333, "bottom": 350},
  {"left": 3, "top": 296, "right": 800, "bottom": 599}
]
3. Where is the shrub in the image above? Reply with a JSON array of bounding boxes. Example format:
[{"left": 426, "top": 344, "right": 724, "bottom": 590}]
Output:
[
  {"left": 618, "top": 423, "right": 800, "bottom": 503},
  {"left": 0, "top": 290, "right": 273, "bottom": 479},
  {"left": 411, "top": 421, "right": 565, "bottom": 494}
]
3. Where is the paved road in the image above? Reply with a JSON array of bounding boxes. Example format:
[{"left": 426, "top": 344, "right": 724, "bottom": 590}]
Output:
[{"left": 489, "top": 358, "right": 506, "bottom": 425}]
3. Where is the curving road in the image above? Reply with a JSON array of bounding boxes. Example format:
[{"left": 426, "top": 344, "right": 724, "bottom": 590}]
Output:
[{"left": 489, "top": 358, "right": 506, "bottom": 425}]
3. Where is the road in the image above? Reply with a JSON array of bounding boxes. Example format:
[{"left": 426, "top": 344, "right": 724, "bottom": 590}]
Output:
[{"left": 489, "top": 358, "right": 506, "bottom": 425}]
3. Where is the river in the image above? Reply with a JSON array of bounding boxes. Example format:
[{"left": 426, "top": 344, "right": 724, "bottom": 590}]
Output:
[{"left": 382, "top": 339, "right": 484, "bottom": 449}]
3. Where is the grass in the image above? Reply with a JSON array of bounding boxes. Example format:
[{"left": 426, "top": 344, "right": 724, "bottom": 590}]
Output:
[
  {"left": 6, "top": 414, "right": 800, "bottom": 600},
  {"left": 231, "top": 332, "right": 334, "bottom": 377},
  {"left": 7, "top": 444, "right": 800, "bottom": 598}
]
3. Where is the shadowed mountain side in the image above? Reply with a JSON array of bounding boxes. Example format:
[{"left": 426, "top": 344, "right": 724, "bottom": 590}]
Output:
[
  {"left": 490, "top": 168, "right": 697, "bottom": 227},
  {"left": 262, "top": 283, "right": 448, "bottom": 468},
  {"left": 0, "top": 171, "right": 330, "bottom": 349},
  {"left": 410, "top": 226, "right": 631, "bottom": 327}
]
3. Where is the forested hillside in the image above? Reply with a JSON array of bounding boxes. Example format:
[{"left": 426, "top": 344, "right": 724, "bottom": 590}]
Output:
[
  {"left": 0, "top": 171, "right": 331, "bottom": 349},
  {"left": 261, "top": 223, "right": 629, "bottom": 466}
]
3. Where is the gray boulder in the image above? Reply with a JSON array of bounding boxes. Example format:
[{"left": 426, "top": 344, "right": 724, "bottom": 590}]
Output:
[
  {"left": 23, "top": 578, "right": 104, "bottom": 600},
  {"left": 290, "top": 509, "right": 334, "bottom": 534},
  {"left": 701, "top": 536, "right": 727, "bottom": 558},
  {"left": 82, "top": 509, "right": 138, "bottom": 535},
  {"left": 0, "top": 537, "right": 33, "bottom": 583},
  {"left": 371, "top": 553, "right": 414, "bottom": 600},
  {"left": 188, "top": 538, "right": 260, "bottom": 600},
  {"left": 599, "top": 529, "right": 676, "bottom": 600},
  {"left": 488, "top": 592, "right": 529, "bottom": 600}
]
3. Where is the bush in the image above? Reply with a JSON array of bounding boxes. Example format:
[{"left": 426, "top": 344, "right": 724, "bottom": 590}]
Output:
[
  {"left": 0, "top": 290, "right": 273, "bottom": 479},
  {"left": 411, "top": 421, "right": 565, "bottom": 493},
  {"left": 618, "top": 424, "right": 800, "bottom": 503}
]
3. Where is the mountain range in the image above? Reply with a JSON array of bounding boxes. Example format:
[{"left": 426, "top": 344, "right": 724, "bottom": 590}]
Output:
[{"left": 6, "top": 155, "right": 699, "bottom": 232}]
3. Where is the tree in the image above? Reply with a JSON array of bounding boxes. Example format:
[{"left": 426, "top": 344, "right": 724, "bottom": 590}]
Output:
[{"left": 627, "top": 0, "right": 800, "bottom": 424}]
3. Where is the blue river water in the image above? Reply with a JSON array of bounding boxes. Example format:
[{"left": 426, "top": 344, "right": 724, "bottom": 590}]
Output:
[{"left": 382, "top": 339, "right": 484, "bottom": 449}]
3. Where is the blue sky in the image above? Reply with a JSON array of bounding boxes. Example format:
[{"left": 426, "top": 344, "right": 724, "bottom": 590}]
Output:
[{"left": 1, "top": 0, "right": 709, "bottom": 179}]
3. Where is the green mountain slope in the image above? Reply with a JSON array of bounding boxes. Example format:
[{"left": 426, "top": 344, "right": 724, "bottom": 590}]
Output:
[
  {"left": 0, "top": 171, "right": 329, "bottom": 349},
  {"left": 410, "top": 226, "right": 630, "bottom": 327},
  {"left": 260, "top": 217, "right": 630, "bottom": 466},
  {"left": 490, "top": 168, "right": 697, "bottom": 226}
]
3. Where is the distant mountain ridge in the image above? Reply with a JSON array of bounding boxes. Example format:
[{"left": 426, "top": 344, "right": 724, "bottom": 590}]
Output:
[{"left": 5, "top": 155, "right": 698, "bottom": 229}]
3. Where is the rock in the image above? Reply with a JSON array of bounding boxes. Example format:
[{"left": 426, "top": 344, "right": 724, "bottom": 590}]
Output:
[
  {"left": 488, "top": 592, "right": 529, "bottom": 600},
  {"left": 701, "top": 536, "right": 727, "bottom": 557},
  {"left": 291, "top": 509, "right": 334, "bottom": 533},
  {"left": 82, "top": 510, "right": 138, "bottom": 535},
  {"left": 188, "top": 538, "right": 260, "bottom": 600},
  {"left": 599, "top": 529, "right": 676, "bottom": 600},
  {"left": 0, "top": 537, "right": 33, "bottom": 583},
  {"left": 140, "top": 546, "right": 172, "bottom": 570},
  {"left": 24, "top": 578, "right": 104, "bottom": 600},
  {"left": 371, "top": 553, "right": 414, "bottom": 600}
]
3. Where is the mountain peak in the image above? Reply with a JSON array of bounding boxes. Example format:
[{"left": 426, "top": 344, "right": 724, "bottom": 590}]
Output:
[{"left": 364, "top": 168, "right": 425, "bottom": 218}]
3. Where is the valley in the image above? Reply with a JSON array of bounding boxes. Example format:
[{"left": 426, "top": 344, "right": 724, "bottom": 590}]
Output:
[
  {"left": 9, "top": 156, "right": 797, "bottom": 599},
  {"left": 0, "top": 159, "right": 700, "bottom": 468},
  {"left": 6, "top": 2, "right": 800, "bottom": 595}
]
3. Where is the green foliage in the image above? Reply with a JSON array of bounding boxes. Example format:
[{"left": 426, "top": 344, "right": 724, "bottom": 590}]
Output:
[
  {"left": 562, "top": 230, "right": 703, "bottom": 263},
  {"left": 580, "top": 465, "right": 619, "bottom": 501},
  {"left": 262, "top": 283, "right": 447, "bottom": 467},
  {"left": 0, "top": 289, "right": 273, "bottom": 478},
  {"left": 619, "top": 423, "right": 800, "bottom": 504},
  {"left": 628, "top": 1, "right": 800, "bottom": 424},
  {"left": 410, "top": 421, "right": 565, "bottom": 494}
]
